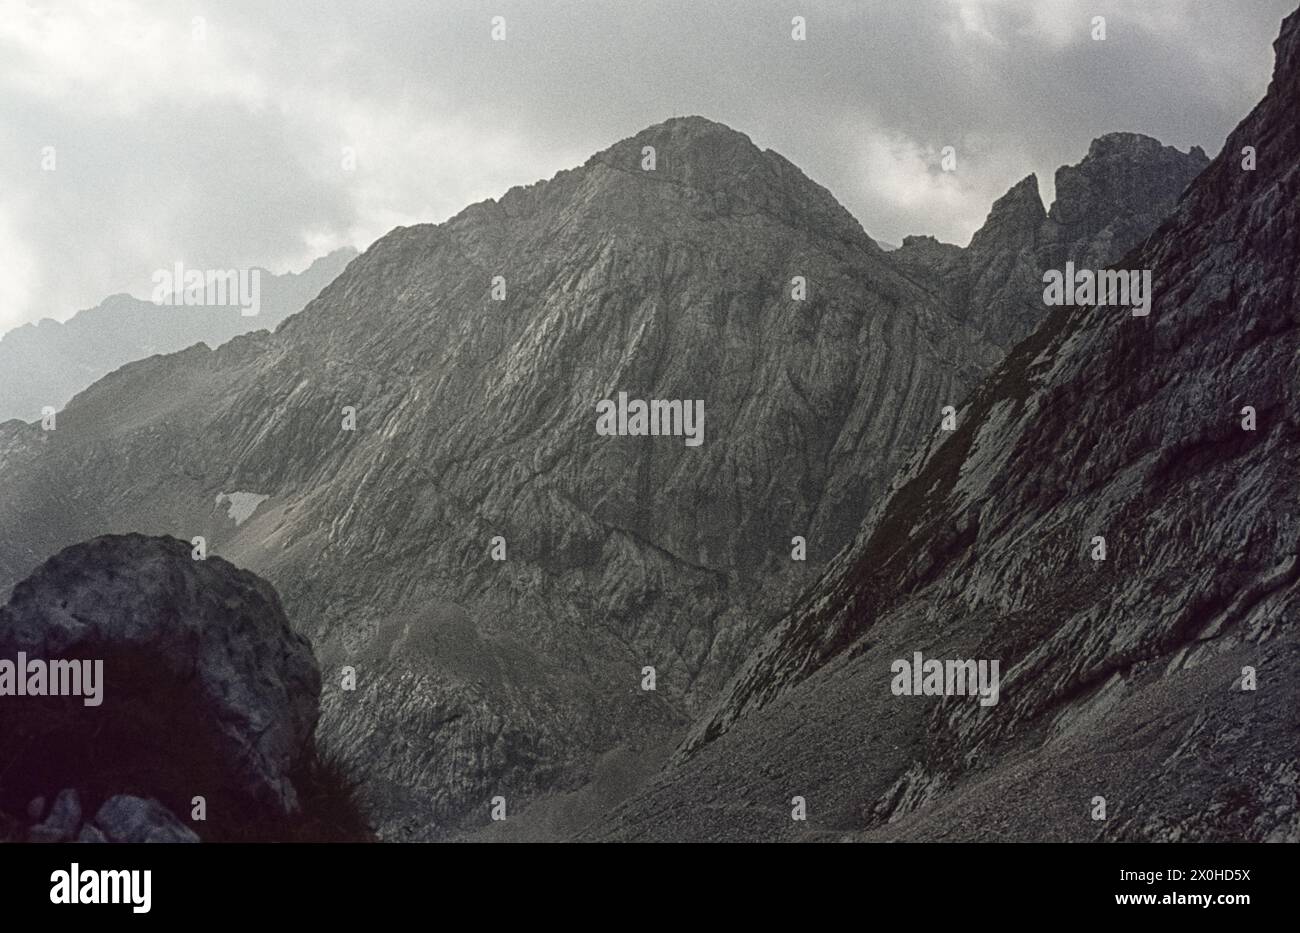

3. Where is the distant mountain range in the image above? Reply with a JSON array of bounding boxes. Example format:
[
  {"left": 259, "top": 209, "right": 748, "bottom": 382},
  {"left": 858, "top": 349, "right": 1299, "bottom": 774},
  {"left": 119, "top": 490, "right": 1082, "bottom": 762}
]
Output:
[{"left": 0, "top": 248, "right": 357, "bottom": 423}]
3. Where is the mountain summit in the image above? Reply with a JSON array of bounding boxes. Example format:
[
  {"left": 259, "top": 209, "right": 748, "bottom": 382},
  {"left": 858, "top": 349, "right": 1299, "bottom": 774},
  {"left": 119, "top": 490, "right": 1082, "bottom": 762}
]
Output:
[
  {"left": 586, "top": 115, "right": 879, "bottom": 250},
  {"left": 893, "top": 133, "right": 1207, "bottom": 347}
]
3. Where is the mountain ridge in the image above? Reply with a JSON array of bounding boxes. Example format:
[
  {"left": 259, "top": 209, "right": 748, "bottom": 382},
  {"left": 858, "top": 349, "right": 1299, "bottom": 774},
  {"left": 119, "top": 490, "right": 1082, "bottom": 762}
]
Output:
[
  {"left": 892, "top": 131, "right": 1208, "bottom": 347},
  {"left": 0, "top": 248, "right": 358, "bottom": 424}
]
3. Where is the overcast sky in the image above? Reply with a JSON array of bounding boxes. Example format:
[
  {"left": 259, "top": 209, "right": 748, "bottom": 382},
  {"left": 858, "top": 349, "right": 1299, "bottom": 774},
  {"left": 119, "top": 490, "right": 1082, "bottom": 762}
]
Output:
[{"left": 1, "top": 0, "right": 1294, "bottom": 332}]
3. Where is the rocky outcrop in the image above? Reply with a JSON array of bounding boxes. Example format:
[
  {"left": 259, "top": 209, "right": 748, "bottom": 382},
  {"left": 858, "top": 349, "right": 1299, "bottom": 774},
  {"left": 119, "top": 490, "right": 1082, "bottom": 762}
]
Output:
[
  {"left": 27, "top": 788, "right": 82, "bottom": 843},
  {"left": 24, "top": 790, "right": 200, "bottom": 844},
  {"left": 1048, "top": 133, "right": 1210, "bottom": 265},
  {"left": 893, "top": 133, "right": 1208, "bottom": 348},
  {"left": 595, "top": 10, "right": 1299, "bottom": 843},
  {"left": 0, "top": 534, "right": 321, "bottom": 835},
  {"left": 89, "top": 796, "right": 202, "bottom": 844}
]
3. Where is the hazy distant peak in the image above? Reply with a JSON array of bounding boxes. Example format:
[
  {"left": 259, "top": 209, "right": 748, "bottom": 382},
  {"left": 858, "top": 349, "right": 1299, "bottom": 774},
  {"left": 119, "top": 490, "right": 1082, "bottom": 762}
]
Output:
[
  {"left": 0, "top": 249, "right": 358, "bottom": 423},
  {"left": 300, "top": 246, "right": 360, "bottom": 275}
]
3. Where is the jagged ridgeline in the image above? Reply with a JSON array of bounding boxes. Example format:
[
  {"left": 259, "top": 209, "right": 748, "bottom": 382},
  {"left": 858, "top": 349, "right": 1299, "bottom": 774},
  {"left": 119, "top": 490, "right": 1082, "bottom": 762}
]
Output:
[
  {"left": 594, "top": 10, "right": 1300, "bottom": 842},
  {"left": 0, "top": 110, "right": 1207, "bottom": 837}
]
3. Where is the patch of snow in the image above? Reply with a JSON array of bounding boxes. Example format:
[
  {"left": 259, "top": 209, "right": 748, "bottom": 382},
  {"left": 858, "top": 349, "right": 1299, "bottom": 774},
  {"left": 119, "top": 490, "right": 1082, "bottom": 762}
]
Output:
[{"left": 215, "top": 491, "right": 269, "bottom": 526}]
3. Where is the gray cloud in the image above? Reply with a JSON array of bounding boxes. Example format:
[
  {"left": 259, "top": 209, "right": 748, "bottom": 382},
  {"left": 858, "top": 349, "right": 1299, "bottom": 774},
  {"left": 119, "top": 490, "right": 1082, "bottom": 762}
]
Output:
[{"left": 1, "top": 0, "right": 1293, "bottom": 331}]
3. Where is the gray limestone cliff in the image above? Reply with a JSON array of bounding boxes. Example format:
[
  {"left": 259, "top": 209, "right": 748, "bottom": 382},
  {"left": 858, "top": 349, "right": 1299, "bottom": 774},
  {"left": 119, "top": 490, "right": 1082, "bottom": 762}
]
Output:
[{"left": 893, "top": 134, "right": 1208, "bottom": 349}]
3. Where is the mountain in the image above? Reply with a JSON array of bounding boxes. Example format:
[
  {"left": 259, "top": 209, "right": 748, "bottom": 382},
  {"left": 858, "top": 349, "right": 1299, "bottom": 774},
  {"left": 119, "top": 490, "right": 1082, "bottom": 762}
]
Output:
[
  {"left": 591, "top": 10, "right": 1300, "bottom": 842},
  {"left": 0, "top": 116, "right": 1208, "bottom": 840},
  {"left": 891, "top": 134, "right": 1208, "bottom": 348},
  {"left": 0, "top": 248, "right": 357, "bottom": 423}
]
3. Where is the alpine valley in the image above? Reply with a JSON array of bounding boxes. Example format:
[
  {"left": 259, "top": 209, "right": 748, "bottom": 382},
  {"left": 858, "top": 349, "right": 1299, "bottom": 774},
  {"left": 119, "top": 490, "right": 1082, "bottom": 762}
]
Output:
[{"left": 4, "top": 13, "right": 1291, "bottom": 840}]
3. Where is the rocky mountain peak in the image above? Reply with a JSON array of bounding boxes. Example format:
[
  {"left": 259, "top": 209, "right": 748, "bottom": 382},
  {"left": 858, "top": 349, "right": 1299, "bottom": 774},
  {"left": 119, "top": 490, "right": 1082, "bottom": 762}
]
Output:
[
  {"left": 967, "top": 173, "right": 1045, "bottom": 253},
  {"left": 891, "top": 128, "right": 1210, "bottom": 349},
  {"left": 1048, "top": 131, "right": 1208, "bottom": 239},
  {"left": 582, "top": 115, "right": 875, "bottom": 250},
  {"left": 589, "top": 115, "right": 773, "bottom": 183},
  {"left": 1275, "top": 8, "right": 1300, "bottom": 79}
]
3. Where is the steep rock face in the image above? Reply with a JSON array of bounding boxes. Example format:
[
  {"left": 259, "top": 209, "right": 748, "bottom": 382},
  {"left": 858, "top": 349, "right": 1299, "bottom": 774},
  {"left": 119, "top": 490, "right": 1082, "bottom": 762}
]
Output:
[
  {"left": 894, "top": 134, "right": 1208, "bottom": 348},
  {"left": 595, "top": 12, "right": 1299, "bottom": 842},
  {"left": 1048, "top": 133, "right": 1210, "bottom": 265},
  {"left": 0, "top": 534, "right": 320, "bottom": 827},
  {"left": 0, "top": 248, "right": 357, "bottom": 423}
]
